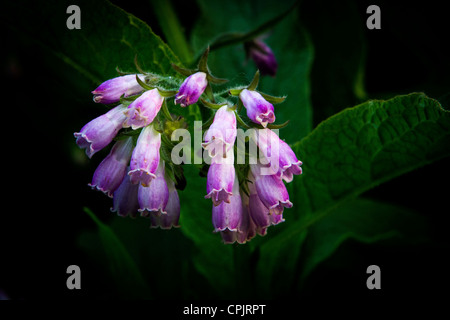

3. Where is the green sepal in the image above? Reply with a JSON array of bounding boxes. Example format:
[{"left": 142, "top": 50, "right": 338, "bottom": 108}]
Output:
[
  {"left": 247, "top": 70, "right": 260, "bottom": 91},
  {"left": 204, "top": 83, "right": 216, "bottom": 103},
  {"left": 236, "top": 98, "right": 244, "bottom": 113},
  {"left": 134, "top": 54, "right": 146, "bottom": 75},
  {"left": 259, "top": 92, "right": 287, "bottom": 104},
  {"left": 202, "top": 113, "right": 215, "bottom": 129},
  {"left": 160, "top": 99, "right": 174, "bottom": 121},
  {"left": 136, "top": 74, "right": 154, "bottom": 90},
  {"left": 200, "top": 98, "right": 227, "bottom": 110},
  {"left": 206, "top": 73, "right": 229, "bottom": 85},
  {"left": 157, "top": 88, "right": 178, "bottom": 98},
  {"left": 160, "top": 130, "right": 175, "bottom": 148},
  {"left": 235, "top": 112, "right": 251, "bottom": 129},
  {"left": 119, "top": 93, "right": 140, "bottom": 106},
  {"left": 198, "top": 46, "right": 210, "bottom": 73},
  {"left": 115, "top": 66, "right": 134, "bottom": 76},
  {"left": 171, "top": 63, "right": 196, "bottom": 77},
  {"left": 267, "top": 120, "right": 290, "bottom": 129},
  {"left": 229, "top": 87, "right": 245, "bottom": 96}
]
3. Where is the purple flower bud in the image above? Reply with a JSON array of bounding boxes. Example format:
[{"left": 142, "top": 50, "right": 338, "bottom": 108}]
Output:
[
  {"left": 138, "top": 161, "right": 169, "bottom": 215},
  {"left": 174, "top": 72, "right": 208, "bottom": 107},
  {"left": 92, "top": 74, "right": 145, "bottom": 104},
  {"left": 239, "top": 89, "right": 275, "bottom": 128},
  {"left": 250, "top": 163, "right": 292, "bottom": 215},
  {"left": 256, "top": 129, "right": 302, "bottom": 182},
  {"left": 74, "top": 104, "right": 127, "bottom": 158},
  {"left": 202, "top": 105, "right": 237, "bottom": 159},
  {"left": 148, "top": 178, "right": 180, "bottom": 229},
  {"left": 212, "top": 174, "right": 242, "bottom": 234},
  {"left": 89, "top": 137, "right": 134, "bottom": 197},
  {"left": 245, "top": 39, "right": 278, "bottom": 77},
  {"left": 205, "top": 160, "right": 235, "bottom": 206},
  {"left": 123, "top": 89, "right": 164, "bottom": 130},
  {"left": 111, "top": 167, "right": 140, "bottom": 218},
  {"left": 129, "top": 125, "right": 161, "bottom": 187}
]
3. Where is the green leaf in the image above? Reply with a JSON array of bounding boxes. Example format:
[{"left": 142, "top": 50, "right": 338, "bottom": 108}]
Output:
[
  {"left": 299, "top": 198, "right": 431, "bottom": 282},
  {"left": 252, "top": 93, "right": 449, "bottom": 296},
  {"left": 4, "top": 0, "right": 183, "bottom": 98},
  {"left": 192, "top": 0, "right": 313, "bottom": 143},
  {"left": 150, "top": 0, "right": 193, "bottom": 64},
  {"left": 270, "top": 93, "right": 449, "bottom": 246},
  {"left": 79, "top": 208, "right": 150, "bottom": 298}
]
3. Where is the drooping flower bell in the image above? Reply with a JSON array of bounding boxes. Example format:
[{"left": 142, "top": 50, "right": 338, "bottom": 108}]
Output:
[
  {"left": 202, "top": 104, "right": 237, "bottom": 159},
  {"left": 247, "top": 171, "right": 284, "bottom": 236},
  {"left": 111, "top": 167, "right": 139, "bottom": 218},
  {"left": 128, "top": 124, "right": 161, "bottom": 187},
  {"left": 239, "top": 89, "right": 275, "bottom": 128},
  {"left": 123, "top": 88, "right": 164, "bottom": 130},
  {"left": 92, "top": 74, "right": 146, "bottom": 104},
  {"left": 250, "top": 163, "right": 293, "bottom": 215},
  {"left": 205, "top": 155, "right": 236, "bottom": 206},
  {"left": 74, "top": 104, "right": 127, "bottom": 158},
  {"left": 244, "top": 38, "right": 278, "bottom": 77},
  {"left": 254, "top": 128, "right": 302, "bottom": 182},
  {"left": 89, "top": 137, "right": 134, "bottom": 197},
  {"left": 174, "top": 72, "right": 208, "bottom": 107},
  {"left": 148, "top": 177, "right": 180, "bottom": 229},
  {"left": 138, "top": 160, "right": 169, "bottom": 215},
  {"left": 212, "top": 173, "right": 242, "bottom": 235}
]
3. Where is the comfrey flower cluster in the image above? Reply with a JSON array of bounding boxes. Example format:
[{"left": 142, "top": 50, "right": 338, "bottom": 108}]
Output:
[{"left": 74, "top": 48, "right": 302, "bottom": 243}]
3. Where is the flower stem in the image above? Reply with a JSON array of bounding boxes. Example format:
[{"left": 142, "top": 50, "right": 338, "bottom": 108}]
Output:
[{"left": 151, "top": 0, "right": 192, "bottom": 64}]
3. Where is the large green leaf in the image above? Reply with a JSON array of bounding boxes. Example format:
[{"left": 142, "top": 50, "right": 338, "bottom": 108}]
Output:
[
  {"left": 4, "top": 0, "right": 181, "bottom": 84},
  {"left": 265, "top": 93, "right": 449, "bottom": 246},
  {"left": 295, "top": 93, "right": 449, "bottom": 218},
  {"left": 252, "top": 92, "right": 449, "bottom": 296},
  {"left": 298, "top": 198, "right": 431, "bottom": 283}
]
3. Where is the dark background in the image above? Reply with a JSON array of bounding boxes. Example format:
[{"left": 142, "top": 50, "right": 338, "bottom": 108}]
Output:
[{"left": 2, "top": 0, "right": 449, "bottom": 303}]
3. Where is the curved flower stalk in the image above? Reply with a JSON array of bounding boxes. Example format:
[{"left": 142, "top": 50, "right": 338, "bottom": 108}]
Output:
[{"left": 74, "top": 47, "right": 302, "bottom": 244}]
